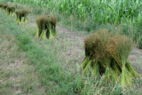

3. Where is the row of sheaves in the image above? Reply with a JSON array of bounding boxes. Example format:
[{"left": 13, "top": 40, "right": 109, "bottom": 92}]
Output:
[{"left": 0, "top": 2, "right": 57, "bottom": 39}]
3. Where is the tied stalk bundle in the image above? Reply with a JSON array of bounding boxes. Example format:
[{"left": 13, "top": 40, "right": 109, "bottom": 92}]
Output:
[
  {"left": 82, "top": 29, "right": 139, "bottom": 87},
  {"left": 36, "top": 15, "right": 57, "bottom": 40}
]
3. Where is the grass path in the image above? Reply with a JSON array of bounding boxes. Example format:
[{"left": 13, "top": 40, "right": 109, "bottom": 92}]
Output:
[{"left": 0, "top": 29, "right": 46, "bottom": 95}]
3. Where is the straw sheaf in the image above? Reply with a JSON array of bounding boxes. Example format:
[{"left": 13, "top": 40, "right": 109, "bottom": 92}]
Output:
[
  {"left": 106, "top": 35, "right": 133, "bottom": 63},
  {"left": 36, "top": 15, "right": 56, "bottom": 26},
  {"left": 84, "top": 29, "right": 111, "bottom": 60}
]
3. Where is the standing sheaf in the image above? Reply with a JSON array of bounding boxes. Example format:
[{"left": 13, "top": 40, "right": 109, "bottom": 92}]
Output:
[
  {"left": 15, "top": 9, "right": 29, "bottom": 23},
  {"left": 0, "top": 3, "right": 8, "bottom": 10},
  {"left": 36, "top": 15, "right": 57, "bottom": 39},
  {"left": 6, "top": 5, "right": 16, "bottom": 15}
]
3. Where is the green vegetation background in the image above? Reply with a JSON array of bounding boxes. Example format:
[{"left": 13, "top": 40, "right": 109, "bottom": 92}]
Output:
[{"left": 9, "top": 0, "right": 142, "bottom": 48}]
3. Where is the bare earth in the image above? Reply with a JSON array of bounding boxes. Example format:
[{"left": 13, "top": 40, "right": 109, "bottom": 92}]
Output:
[{"left": 129, "top": 48, "right": 142, "bottom": 74}]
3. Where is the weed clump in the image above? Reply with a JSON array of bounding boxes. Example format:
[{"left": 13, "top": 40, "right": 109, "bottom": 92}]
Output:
[{"left": 82, "top": 29, "right": 139, "bottom": 87}]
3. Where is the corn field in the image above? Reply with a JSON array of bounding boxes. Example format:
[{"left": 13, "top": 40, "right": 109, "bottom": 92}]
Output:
[{"left": 11, "top": 0, "right": 142, "bottom": 25}]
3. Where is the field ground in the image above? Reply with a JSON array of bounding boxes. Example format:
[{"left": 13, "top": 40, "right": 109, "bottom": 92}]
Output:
[
  {"left": 0, "top": 3, "right": 142, "bottom": 95},
  {"left": 24, "top": 15, "right": 142, "bottom": 74},
  {"left": 0, "top": 29, "right": 46, "bottom": 95}
]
